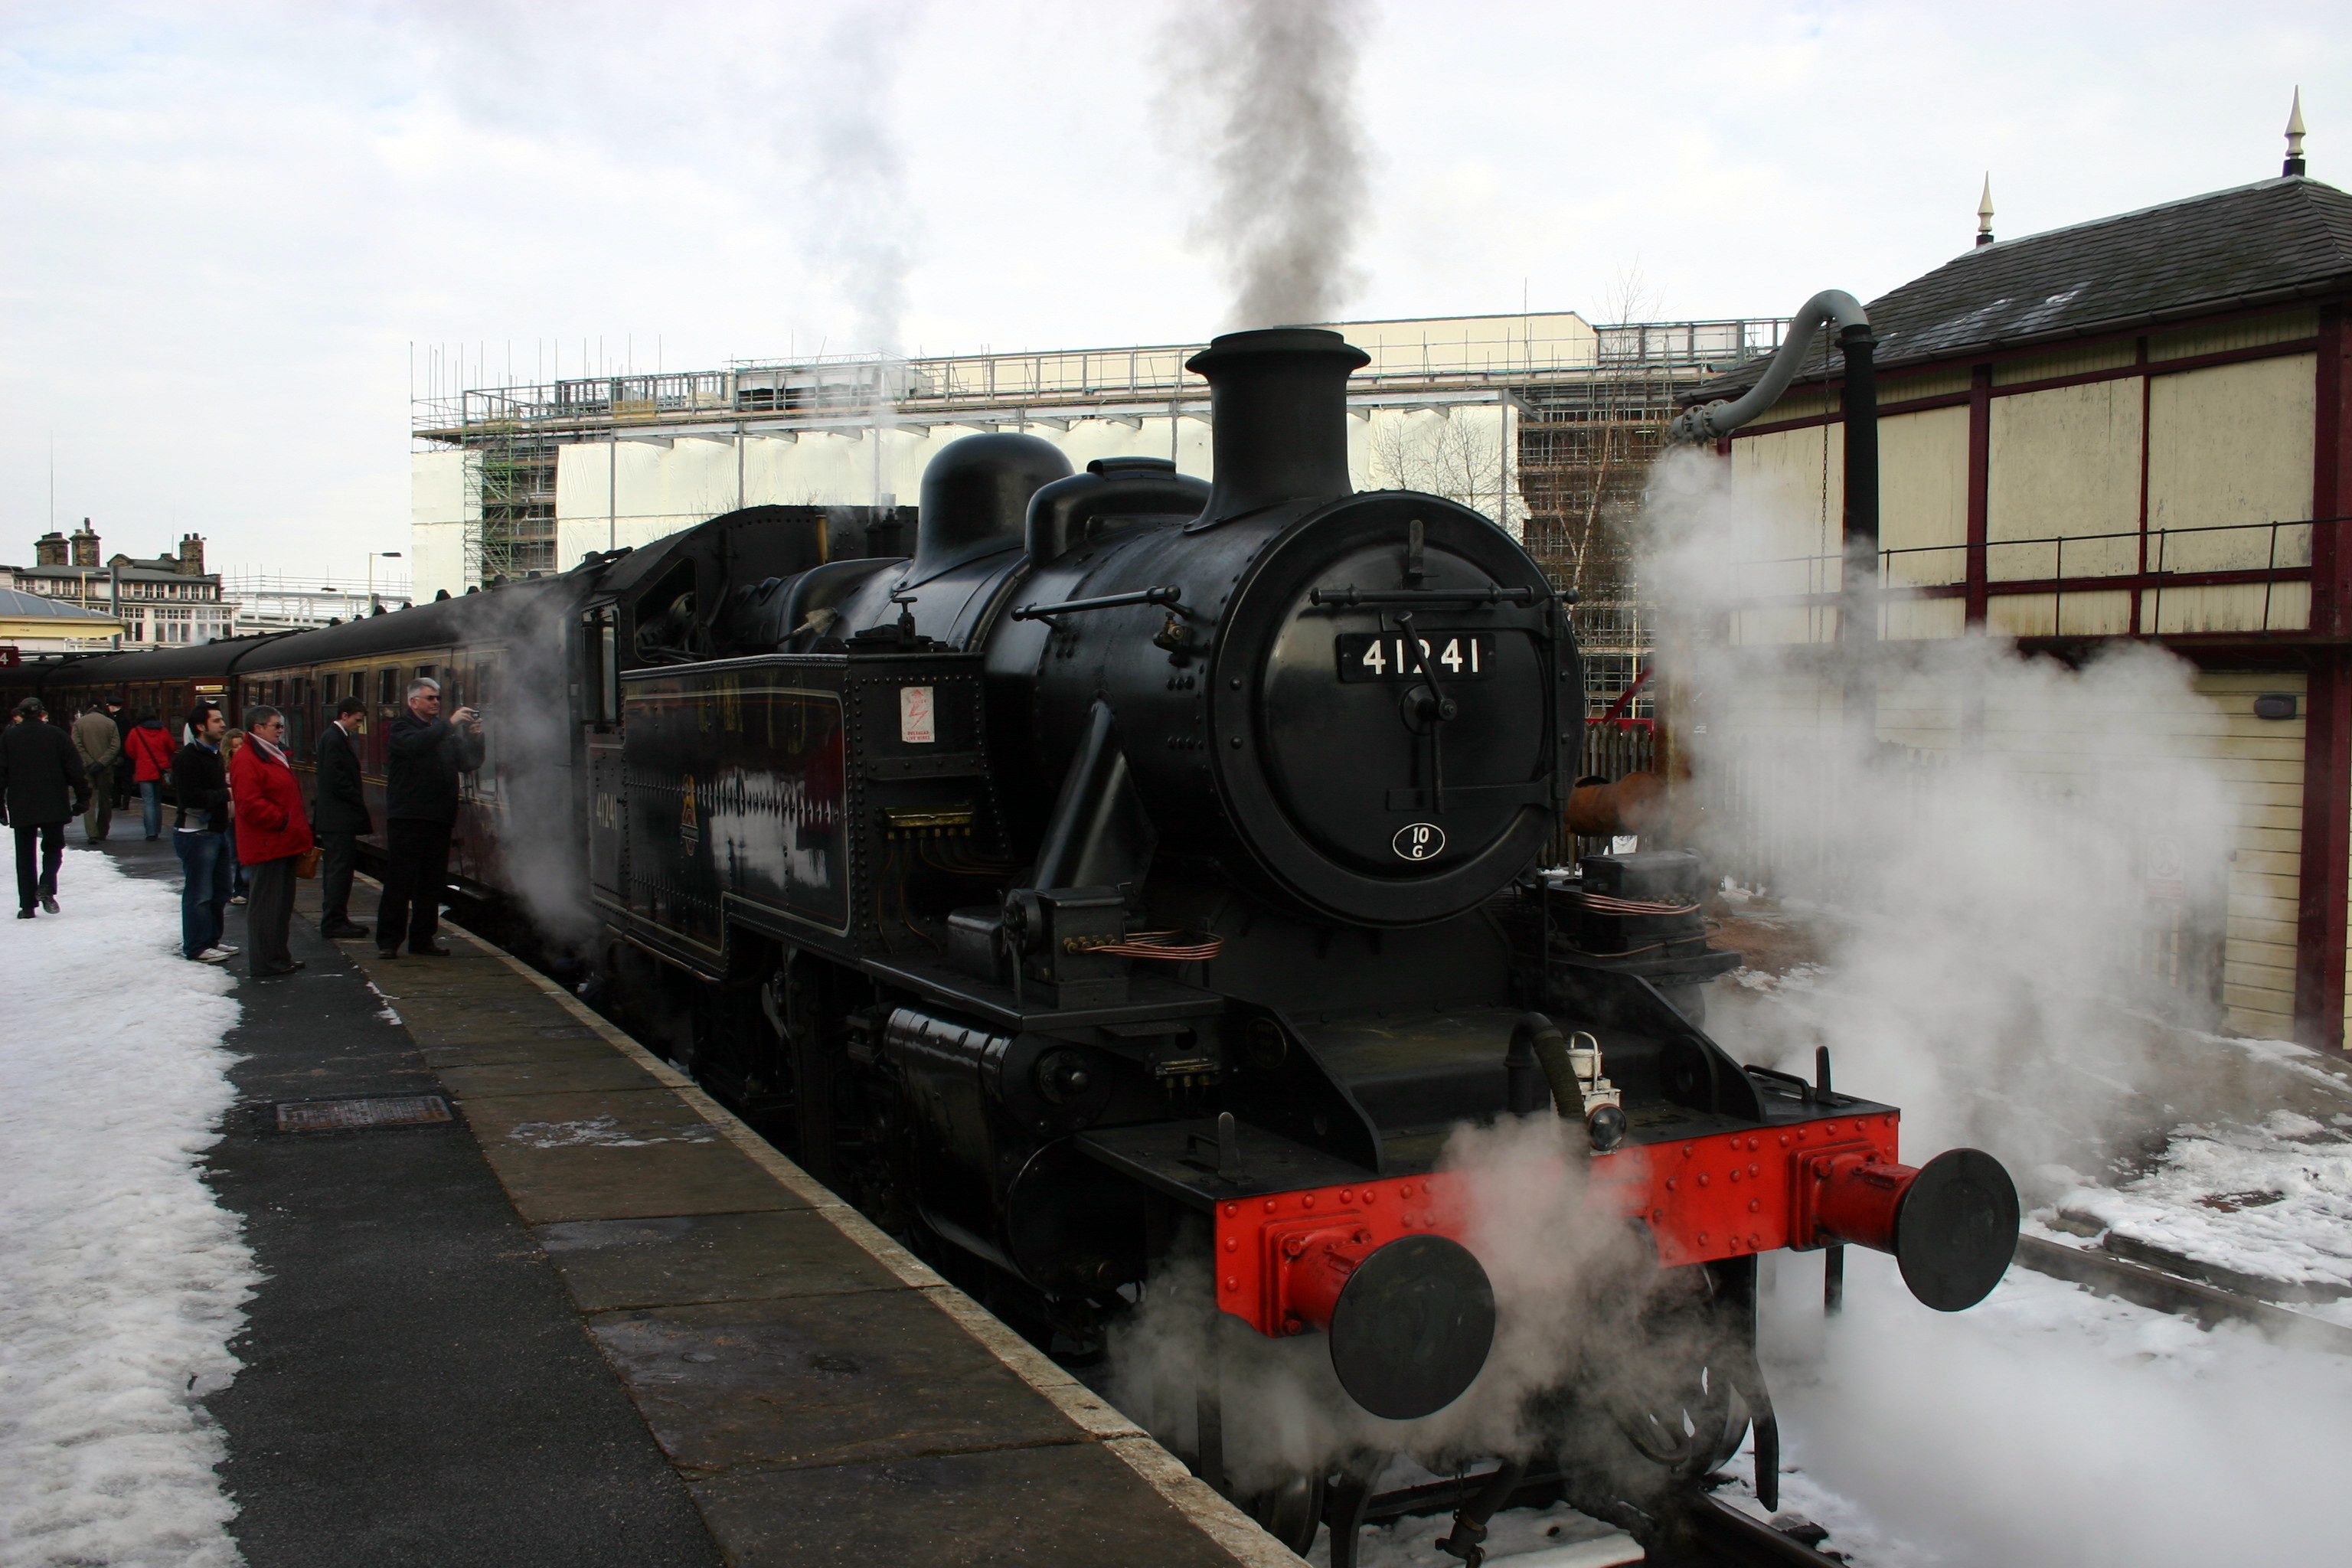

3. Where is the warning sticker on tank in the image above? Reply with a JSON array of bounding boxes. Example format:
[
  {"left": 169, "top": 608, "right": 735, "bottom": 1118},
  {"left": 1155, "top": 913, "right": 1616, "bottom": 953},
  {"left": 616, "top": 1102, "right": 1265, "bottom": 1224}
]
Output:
[{"left": 900, "top": 684, "right": 935, "bottom": 744}]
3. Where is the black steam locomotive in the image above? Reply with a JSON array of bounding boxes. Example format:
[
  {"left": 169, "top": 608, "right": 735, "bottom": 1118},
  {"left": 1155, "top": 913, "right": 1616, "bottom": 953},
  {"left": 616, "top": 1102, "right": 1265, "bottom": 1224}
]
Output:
[{"left": 10, "top": 328, "right": 2017, "bottom": 1561}]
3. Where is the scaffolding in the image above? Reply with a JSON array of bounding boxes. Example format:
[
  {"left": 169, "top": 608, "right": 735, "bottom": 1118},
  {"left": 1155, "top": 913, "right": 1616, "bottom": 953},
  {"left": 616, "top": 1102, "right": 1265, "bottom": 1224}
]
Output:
[
  {"left": 413, "top": 315, "right": 1785, "bottom": 699},
  {"left": 1517, "top": 321, "right": 1784, "bottom": 715}
]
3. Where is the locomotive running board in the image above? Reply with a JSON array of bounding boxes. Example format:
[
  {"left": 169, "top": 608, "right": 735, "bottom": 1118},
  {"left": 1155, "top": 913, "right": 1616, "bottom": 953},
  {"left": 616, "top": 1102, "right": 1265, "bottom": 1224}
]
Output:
[
  {"left": 1076, "top": 1117, "right": 1373, "bottom": 1210},
  {"left": 864, "top": 953, "right": 1224, "bottom": 1034}
]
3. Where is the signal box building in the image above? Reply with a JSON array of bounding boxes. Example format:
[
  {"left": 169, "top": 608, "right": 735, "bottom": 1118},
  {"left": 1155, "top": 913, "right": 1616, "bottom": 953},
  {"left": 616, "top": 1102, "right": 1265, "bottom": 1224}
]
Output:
[{"left": 1693, "top": 170, "right": 2352, "bottom": 1047}]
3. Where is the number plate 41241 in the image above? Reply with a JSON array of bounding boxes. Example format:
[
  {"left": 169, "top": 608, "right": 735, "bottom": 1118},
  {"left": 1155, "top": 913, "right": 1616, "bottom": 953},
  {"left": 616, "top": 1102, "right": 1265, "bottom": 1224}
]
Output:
[{"left": 1334, "top": 631, "right": 1494, "bottom": 683}]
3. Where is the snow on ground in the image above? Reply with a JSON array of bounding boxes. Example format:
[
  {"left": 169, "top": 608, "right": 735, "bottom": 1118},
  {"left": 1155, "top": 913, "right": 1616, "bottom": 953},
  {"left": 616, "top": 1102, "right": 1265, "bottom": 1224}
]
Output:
[
  {"left": 0, "top": 849, "right": 251, "bottom": 1568},
  {"left": 1718, "top": 1247, "right": 2352, "bottom": 1566},
  {"left": 2042, "top": 1107, "right": 2352, "bottom": 1300}
]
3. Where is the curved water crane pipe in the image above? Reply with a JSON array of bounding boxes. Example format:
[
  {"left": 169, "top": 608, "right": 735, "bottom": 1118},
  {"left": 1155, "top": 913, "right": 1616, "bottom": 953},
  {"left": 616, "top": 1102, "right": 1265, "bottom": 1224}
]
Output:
[{"left": 1670, "top": 289, "right": 1880, "bottom": 654}]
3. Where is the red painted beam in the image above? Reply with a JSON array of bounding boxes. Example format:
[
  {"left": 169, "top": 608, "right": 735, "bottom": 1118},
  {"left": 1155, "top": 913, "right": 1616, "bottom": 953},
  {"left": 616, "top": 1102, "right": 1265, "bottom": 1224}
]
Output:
[{"left": 1210, "top": 1112, "right": 1903, "bottom": 1338}]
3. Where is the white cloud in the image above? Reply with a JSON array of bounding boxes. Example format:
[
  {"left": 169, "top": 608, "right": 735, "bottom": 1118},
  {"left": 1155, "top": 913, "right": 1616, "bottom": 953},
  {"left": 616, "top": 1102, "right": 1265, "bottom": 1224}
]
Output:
[{"left": 1, "top": 0, "right": 2344, "bottom": 577}]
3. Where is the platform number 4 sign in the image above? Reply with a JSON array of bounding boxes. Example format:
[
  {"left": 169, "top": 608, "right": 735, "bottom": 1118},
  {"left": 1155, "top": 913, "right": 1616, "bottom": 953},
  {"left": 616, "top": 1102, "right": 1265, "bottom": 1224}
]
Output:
[{"left": 900, "top": 685, "right": 935, "bottom": 744}]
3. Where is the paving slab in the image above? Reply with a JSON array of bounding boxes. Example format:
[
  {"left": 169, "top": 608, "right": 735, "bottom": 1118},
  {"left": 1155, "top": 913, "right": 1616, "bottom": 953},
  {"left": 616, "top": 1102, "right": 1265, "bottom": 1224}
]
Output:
[
  {"left": 586, "top": 1291, "right": 1087, "bottom": 1474},
  {"left": 537, "top": 1210, "right": 907, "bottom": 1312},
  {"left": 688, "top": 1442, "right": 1243, "bottom": 1568},
  {"left": 437, "top": 1050, "right": 670, "bottom": 1098},
  {"left": 460, "top": 1085, "right": 803, "bottom": 1223}
]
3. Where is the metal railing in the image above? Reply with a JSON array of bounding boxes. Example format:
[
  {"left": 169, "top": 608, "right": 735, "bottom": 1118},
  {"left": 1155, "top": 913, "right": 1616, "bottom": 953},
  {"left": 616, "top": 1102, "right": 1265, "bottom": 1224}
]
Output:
[
  {"left": 413, "top": 318, "right": 1793, "bottom": 438},
  {"left": 1722, "top": 516, "right": 2343, "bottom": 638}
]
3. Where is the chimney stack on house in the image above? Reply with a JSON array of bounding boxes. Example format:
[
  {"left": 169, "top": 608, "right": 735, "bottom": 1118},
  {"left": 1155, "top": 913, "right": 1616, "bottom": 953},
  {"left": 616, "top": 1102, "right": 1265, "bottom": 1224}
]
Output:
[
  {"left": 176, "top": 534, "right": 206, "bottom": 576},
  {"left": 70, "top": 518, "right": 100, "bottom": 567},
  {"left": 34, "top": 531, "right": 68, "bottom": 567}
]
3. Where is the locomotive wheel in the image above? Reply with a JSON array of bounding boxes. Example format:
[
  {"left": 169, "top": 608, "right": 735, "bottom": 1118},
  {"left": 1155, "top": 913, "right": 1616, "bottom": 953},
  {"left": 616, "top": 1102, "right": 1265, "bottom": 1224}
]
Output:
[
  {"left": 1240, "top": 1471, "right": 1325, "bottom": 1556},
  {"left": 1607, "top": 1356, "right": 1746, "bottom": 1478}
]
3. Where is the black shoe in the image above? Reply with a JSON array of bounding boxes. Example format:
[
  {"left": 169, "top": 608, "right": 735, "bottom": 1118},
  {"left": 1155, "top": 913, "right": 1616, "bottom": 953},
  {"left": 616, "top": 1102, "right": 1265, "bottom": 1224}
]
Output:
[
  {"left": 408, "top": 942, "right": 454, "bottom": 957},
  {"left": 253, "top": 960, "right": 307, "bottom": 977},
  {"left": 322, "top": 920, "right": 371, "bottom": 939},
  {"left": 145, "top": 835, "right": 158, "bottom": 841},
  {"left": 15, "top": 909, "right": 31, "bottom": 920},
  {"left": 375, "top": 948, "right": 400, "bottom": 960},
  {"left": 39, "top": 896, "right": 58, "bottom": 914}
]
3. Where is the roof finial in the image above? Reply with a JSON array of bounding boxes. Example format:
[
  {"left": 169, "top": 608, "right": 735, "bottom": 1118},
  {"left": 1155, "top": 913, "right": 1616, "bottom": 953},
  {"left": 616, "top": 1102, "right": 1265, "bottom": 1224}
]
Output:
[
  {"left": 2285, "top": 87, "right": 2307, "bottom": 178},
  {"left": 1976, "top": 174, "right": 1995, "bottom": 247}
]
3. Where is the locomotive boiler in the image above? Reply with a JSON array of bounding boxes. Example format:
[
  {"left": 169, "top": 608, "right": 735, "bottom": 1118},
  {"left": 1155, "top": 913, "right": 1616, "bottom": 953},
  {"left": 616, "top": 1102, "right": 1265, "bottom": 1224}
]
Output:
[{"left": 10, "top": 323, "right": 2022, "bottom": 1562}]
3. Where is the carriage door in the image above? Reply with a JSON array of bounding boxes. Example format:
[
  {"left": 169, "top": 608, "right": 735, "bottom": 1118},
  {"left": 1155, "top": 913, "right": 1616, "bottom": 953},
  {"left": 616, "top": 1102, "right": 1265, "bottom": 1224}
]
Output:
[{"left": 585, "top": 609, "right": 625, "bottom": 900}]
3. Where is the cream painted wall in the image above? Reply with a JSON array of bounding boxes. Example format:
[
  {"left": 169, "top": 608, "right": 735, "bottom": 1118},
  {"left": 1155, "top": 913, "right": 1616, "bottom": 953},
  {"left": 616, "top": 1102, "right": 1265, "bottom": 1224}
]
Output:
[
  {"left": 2147, "top": 354, "right": 2318, "bottom": 570},
  {"left": 1879, "top": 405, "right": 1969, "bottom": 587},
  {"left": 1987, "top": 379, "right": 2142, "bottom": 577},
  {"left": 410, "top": 450, "right": 472, "bottom": 599}
]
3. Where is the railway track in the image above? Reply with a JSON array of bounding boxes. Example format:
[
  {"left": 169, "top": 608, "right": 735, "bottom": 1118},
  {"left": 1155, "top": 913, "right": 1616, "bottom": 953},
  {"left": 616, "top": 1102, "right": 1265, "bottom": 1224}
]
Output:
[{"left": 1315, "top": 1464, "right": 1845, "bottom": 1568}]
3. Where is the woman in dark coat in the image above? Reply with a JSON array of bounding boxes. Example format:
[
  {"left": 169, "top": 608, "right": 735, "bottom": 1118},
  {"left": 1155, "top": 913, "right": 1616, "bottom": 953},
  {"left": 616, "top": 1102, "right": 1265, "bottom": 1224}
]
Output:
[{"left": 0, "top": 698, "right": 89, "bottom": 917}]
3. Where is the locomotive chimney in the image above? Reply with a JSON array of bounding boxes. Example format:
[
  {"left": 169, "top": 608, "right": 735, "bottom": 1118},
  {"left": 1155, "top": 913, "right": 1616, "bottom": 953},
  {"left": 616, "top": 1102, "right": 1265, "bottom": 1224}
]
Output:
[{"left": 1185, "top": 327, "right": 1369, "bottom": 521}]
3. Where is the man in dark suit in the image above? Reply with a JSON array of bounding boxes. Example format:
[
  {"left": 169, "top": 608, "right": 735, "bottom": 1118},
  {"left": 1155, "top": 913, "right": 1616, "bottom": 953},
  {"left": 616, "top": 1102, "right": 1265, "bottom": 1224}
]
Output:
[
  {"left": 312, "top": 695, "right": 372, "bottom": 939},
  {"left": 374, "top": 677, "right": 482, "bottom": 958},
  {"left": 0, "top": 698, "right": 89, "bottom": 917}
]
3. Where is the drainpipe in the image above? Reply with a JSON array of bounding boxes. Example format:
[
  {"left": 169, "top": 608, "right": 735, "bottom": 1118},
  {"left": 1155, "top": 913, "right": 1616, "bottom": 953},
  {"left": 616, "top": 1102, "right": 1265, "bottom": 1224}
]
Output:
[{"left": 1671, "top": 290, "right": 1880, "bottom": 738}]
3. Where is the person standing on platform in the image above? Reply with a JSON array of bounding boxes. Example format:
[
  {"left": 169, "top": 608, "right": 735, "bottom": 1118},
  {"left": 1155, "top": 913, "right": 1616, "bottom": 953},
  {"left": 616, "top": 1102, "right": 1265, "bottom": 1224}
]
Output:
[
  {"left": 125, "top": 713, "right": 175, "bottom": 841},
  {"left": 374, "top": 678, "right": 482, "bottom": 959},
  {"left": 171, "top": 704, "right": 237, "bottom": 963},
  {"left": 312, "top": 696, "right": 371, "bottom": 940},
  {"left": 71, "top": 699, "right": 122, "bottom": 844},
  {"left": 220, "top": 728, "right": 250, "bottom": 906},
  {"left": 106, "top": 697, "right": 132, "bottom": 819},
  {"left": 0, "top": 697, "right": 88, "bottom": 918},
  {"left": 230, "top": 704, "right": 312, "bottom": 978}
]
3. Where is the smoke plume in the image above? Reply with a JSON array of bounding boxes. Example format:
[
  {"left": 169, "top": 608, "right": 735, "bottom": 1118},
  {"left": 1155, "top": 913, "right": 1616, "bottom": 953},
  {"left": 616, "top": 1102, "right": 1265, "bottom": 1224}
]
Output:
[
  {"left": 800, "top": 1, "right": 920, "bottom": 358},
  {"left": 450, "top": 586, "right": 599, "bottom": 952},
  {"left": 1638, "top": 446, "right": 2235, "bottom": 1190},
  {"left": 1635, "top": 446, "right": 2352, "bottom": 1562},
  {"left": 1168, "top": 0, "right": 1371, "bottom": 328}
]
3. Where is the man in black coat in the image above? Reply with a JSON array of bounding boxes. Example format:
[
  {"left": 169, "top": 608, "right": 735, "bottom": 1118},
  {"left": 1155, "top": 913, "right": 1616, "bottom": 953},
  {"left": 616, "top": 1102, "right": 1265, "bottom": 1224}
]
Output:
[
  {"left": 312, "top": 696, "right": 372, "bottom": 940},
  {"left": 0, "top": 697, "right": 90, "bottom": 918},
  {"left": 374, "top": 677, "right": 483, "bottom": 958}
]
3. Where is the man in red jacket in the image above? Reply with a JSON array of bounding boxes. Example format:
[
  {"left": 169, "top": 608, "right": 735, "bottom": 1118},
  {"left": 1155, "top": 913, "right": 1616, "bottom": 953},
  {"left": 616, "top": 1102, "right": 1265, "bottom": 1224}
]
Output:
[
  {"left": 229, "top": 704, "right": 315, "bottom": 978},
  {"left": 124, "top": 713, "right": 176, "bottom": 841}
]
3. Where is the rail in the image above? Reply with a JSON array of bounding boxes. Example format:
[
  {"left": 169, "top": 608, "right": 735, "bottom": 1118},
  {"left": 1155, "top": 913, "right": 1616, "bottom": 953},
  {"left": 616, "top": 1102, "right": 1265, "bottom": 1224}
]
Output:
[
  {"left": 1720, "top": 515, "right": 2349, "bottom": 639},
  {"left": 412, "top": 318, "right": 1792, "bottom": 437}
]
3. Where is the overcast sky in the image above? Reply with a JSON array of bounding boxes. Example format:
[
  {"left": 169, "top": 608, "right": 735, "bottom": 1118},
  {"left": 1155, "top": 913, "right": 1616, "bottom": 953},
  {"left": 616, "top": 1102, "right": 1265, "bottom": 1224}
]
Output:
[{"left": 1, "top": 2, "right": 2342, "bottom": 582}]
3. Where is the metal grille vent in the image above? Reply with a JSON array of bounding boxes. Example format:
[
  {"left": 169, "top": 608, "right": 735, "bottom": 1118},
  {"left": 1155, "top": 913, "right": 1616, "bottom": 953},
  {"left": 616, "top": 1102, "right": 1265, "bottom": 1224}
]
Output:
[{"left": 273, "top": 1095, "right": 456, "bottom": 1133}]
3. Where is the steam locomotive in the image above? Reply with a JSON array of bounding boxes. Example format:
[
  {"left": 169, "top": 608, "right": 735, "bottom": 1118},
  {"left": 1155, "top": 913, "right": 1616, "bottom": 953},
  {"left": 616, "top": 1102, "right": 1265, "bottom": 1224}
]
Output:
[{"left": 9, "top": 327, "right": 2019, "bottom": 1561}]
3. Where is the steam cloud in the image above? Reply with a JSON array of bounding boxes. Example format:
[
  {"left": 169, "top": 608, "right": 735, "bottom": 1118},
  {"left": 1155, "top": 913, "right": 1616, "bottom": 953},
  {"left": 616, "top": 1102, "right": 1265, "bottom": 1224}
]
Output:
[
  {"left": 1638, "top": 446, "right": 2233, "bottom": 1194},
  {"left": 1170, "top": 0, "right": 1371, "bottom": 328},
  {"left": 1639, "top": 446, "right": 2352, "bottom": 1561},
  {"left": 801, "top": 0, "right": 920, "bottom": 357},
  {"left": 452, "top": 587, "right": 599, "bottom": 953}
]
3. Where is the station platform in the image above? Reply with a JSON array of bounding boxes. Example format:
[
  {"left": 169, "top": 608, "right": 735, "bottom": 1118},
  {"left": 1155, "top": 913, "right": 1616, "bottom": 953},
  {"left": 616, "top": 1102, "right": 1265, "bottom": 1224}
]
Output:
[{"left": 97, "top": 838, "right": 1297, "bottom": 1567}]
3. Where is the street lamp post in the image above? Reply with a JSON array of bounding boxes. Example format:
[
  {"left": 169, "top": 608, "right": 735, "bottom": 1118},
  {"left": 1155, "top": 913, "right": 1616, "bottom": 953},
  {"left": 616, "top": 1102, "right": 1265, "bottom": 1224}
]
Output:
[{"left": 368, "top": 552, "right": 403, "bottom": 616}]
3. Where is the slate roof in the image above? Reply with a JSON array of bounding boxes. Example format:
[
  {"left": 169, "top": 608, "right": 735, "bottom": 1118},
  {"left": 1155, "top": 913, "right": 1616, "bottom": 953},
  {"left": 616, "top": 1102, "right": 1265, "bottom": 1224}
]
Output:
[
  {"left": 0, "top": 586, "right": 116, "bottom": 621},
  {"left": 1693, "top": 176, "right": 2352, "bottom": 399}
]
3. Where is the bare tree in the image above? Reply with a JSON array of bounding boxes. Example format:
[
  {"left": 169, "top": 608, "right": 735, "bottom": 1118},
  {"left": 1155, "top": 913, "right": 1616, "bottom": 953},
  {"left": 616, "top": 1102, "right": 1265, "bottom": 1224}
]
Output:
[{"left": 1365, "top": 410, "right": 1527, "bottom": 535}]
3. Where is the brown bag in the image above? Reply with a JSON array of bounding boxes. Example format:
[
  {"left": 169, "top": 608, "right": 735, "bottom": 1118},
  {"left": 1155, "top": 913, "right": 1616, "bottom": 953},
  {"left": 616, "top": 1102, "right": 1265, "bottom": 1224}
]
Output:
[{"left": 295, "top": 846, "right": 322, "bottom": 879}]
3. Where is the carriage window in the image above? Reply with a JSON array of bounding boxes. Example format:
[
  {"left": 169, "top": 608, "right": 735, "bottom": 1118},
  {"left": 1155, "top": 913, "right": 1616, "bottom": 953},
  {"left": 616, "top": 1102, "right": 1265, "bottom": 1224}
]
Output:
[
  {"left": 378, "top": 668, "right": 397, "bottom": 705},
  {"left": 322, "top": 672, "right": 338, "bottom": 704}
]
